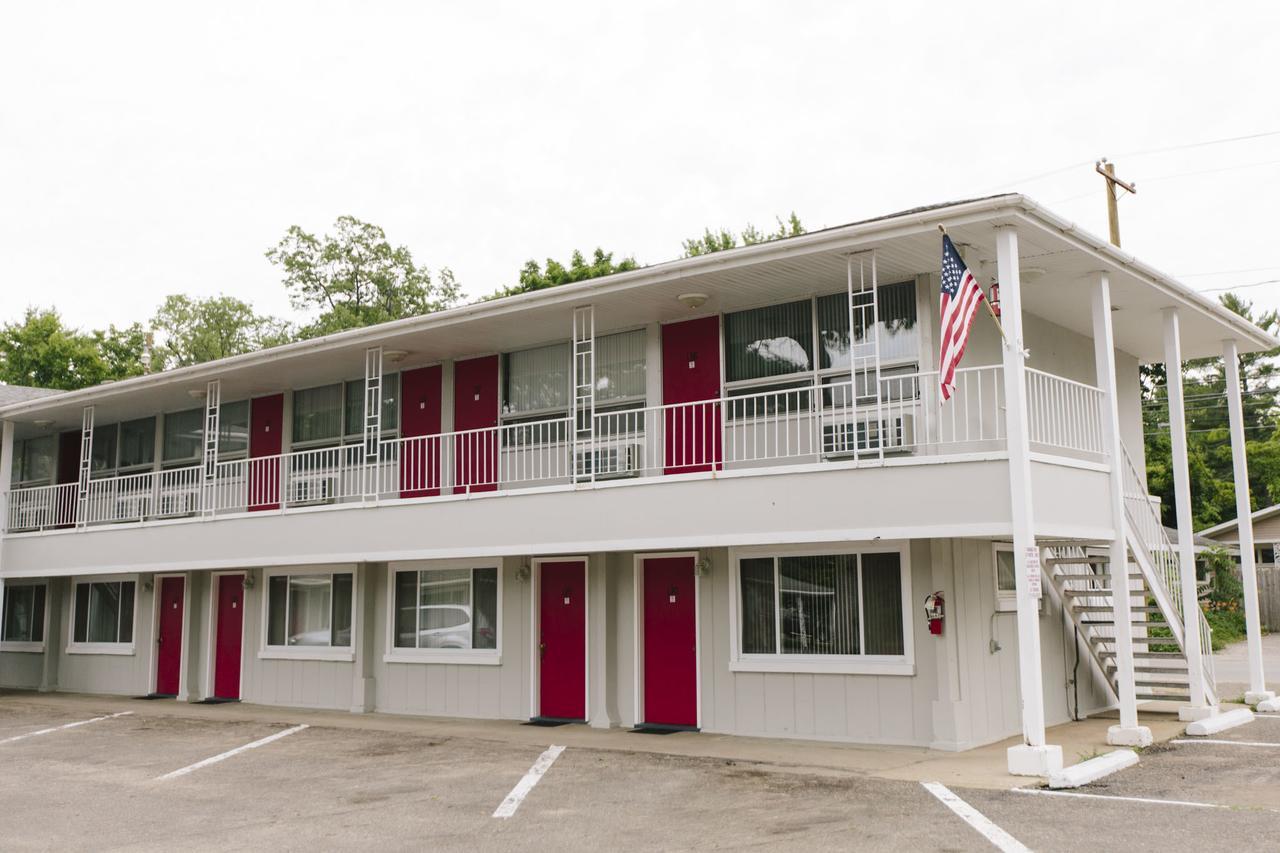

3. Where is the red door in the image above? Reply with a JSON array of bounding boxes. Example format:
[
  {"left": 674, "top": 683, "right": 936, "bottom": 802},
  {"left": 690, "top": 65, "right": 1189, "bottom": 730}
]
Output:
[
  {"left": 56, "top": 430, "right": 80, "bottom": 527},
  {"left": 213, "top": 574, "right": 245, "bottom": 700},
  {"left": 400, "top": 365, "right": 443, "bottom": 497},
  {"left": 249, "top": 393, "right": 284, "bottom": 510},
  {"left": 155, "top": 576, "right": 185, "bottom": 696},
  {"left": 661, "top": 316, "right": 722, "bottom": 473},
  {"left": 453, "top": 355, "right": 499, "bottom": 493},
  {"left": 539, "top": 560, "right": 587, "bottom": 721},
  {"left": 642, "top": 556, "right": 698, "bottom": 727}
]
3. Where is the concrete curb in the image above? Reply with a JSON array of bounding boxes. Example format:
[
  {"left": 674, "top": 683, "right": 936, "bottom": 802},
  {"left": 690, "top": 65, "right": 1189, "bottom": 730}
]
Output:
[
  {"left": 1185, "top": 707, "right": 1254, "bottom": 736},
  {"left": 1257, "top": 696, "right": 1280, "bottom": 713},
  {"left": 1047, "top": 749, "right": 1138, "bottom": 789}
]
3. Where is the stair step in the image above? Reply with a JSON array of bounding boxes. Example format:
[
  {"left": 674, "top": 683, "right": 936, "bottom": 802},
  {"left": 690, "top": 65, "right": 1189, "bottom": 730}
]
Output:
[
  {"left": 1098, "top": 650, "right": 1186, "bottom": 659},
  {"left": 1060, "top": 589, "right": 1146, "bottom": 599},
  {"left": 1081, "top": 620, "right": 1168, "bottom": 627},
  {"left": 1072, "top": 605, "right": 1163, "bottom": 613},
  {"left": 1045, "top": 556, "right": 1109, "bottom": 567},
  {"left": 1091, "top": 636, "right": 1180, "bottom": 646},
  {"left": 1137, "top": 693, "right": 1191, "bottom": 702},
  {"left": 1055, "top": 573, "right": 1145, "bottom": 582}
]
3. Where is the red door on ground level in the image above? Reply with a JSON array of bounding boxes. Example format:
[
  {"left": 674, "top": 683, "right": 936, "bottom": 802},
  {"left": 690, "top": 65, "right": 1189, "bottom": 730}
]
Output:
[
  {"left": 453, "top": 355, "right": 499, "bottom": 493},
  {"left": 400, "top": 365, "right": 443, "bottom": 497},
  {"left": 155, "top": 576, "right": 185, "bottom": 696},
  {"left": 661, "top": 316, "right": 722, "bottom": 473},
  {"left": 642, "top": 556, "right": 698, "bottom": 727},
  {"left": 539, "top": 560, "right": 587, "bottom": 720},
  {"left": 249, "top": 394, "right": 283, "bottom": 510},
  {"left": 213, "top": 574, "right": 245, "bottom": 700}
]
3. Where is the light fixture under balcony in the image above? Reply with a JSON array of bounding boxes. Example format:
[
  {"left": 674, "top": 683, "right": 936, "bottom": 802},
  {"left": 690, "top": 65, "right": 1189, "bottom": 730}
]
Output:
[
  {"left": 32, "top": 418, "right": 54, "bottom": 429},
  {"left": 383, "top": 349, "right": 410, "bottom": 363},
  {"left": 677, "top": 293, "right": 709, "bottom": 310},
  {"left": 188, "top": 388, "right": 207, "bottom": 400}
]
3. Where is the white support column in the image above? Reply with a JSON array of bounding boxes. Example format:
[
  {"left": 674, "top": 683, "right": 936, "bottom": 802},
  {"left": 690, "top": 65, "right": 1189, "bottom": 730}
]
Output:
[
  {"left": 572, "top": 306, "right": 596, "bottom": 484},
  {"left": 1092, "top": 273, "right": 1152, "bottom": 746},
  {"left": 75, "top": 406, "right": 94, "bottom": 529},
  {"left": 996, "top": 225, "right": 1062, "bottom": 777},
  {"left": 363, "top": 347, "right": 384, "bottom": 501},
  {"left": 1223, "top": 338, "right": 1274, "bottom": 707},
  {"left": 0, "top": 419, "right": 14, "bottom": 534},
  {"left": 201, "top": 379, "right": 221, "bottom": 516},
  {"left": 1163, "top": 308, "right": 1215, "bottom": 720}
]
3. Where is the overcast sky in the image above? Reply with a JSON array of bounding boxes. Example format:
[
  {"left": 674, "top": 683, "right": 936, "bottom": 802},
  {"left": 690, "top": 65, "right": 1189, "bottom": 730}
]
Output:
[{"left": 2, "top": 1, "right": 1278, "bottom": 334}]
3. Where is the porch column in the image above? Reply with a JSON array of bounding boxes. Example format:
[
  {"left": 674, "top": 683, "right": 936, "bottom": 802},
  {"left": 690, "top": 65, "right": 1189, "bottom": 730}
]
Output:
[
  {"left": 1223, "top": 338, "right": 1276, "bottom": 709},
  {"left": 0, "top": 419, "right": 13, "bottom": 534},
  {"left": 572, "top": 306, "right": 596, "bottom": 484},
  {"left": 996, "top": 225, "right": 1062, "bottom": 777},
  {"left": 201, "top": 379, "right": 221, "bottom": 516},
  {"left": 1162, "top": 308, "right": 1215, "bottom": 720},
  {"left": 75, "top": 406, "right": 94, "bottom": 528},
  {"left": 1091, "top": 273, "right": 1152, "bottom": 746},
  {"left": 363, "top": 347, "right": 384, "bottom": 501}
]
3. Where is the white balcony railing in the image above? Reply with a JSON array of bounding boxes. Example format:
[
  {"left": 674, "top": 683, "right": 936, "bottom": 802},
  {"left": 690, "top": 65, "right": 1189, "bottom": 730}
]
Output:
[{"left": 3, "top": 364, "right": 1106, "bottom": 533}]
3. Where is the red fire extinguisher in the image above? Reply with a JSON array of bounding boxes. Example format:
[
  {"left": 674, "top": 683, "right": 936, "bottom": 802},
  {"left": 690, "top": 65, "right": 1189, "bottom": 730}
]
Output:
[
  {"left": 924, "top": 591, "right": 945, "bottom": 636},
  {"left": 989, "top": 280, "right": 1001, "bottom": 318}
]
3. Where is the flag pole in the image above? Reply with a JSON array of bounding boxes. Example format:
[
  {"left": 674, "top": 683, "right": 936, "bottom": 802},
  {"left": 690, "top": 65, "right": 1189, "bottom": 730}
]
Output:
[{"left": 939, "top": 224, "right": 1008, "bottom": 344}]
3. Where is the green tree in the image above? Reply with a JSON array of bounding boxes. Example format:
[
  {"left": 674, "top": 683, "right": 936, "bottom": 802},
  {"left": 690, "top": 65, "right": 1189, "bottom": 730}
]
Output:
[
  {"left": 490, "top": 248, "right": 639, "bottom": 300},
  {"left": 266, "top": 216, "right": 460, "bottom": 338},
  {"left": 682, "top": 212, "right": 805, "bottom": 257},
  {"left": 151, "top": 294, "right": 292, "bottom": 369},
  {"left": 0, "top": 308, "right": 145, "bottom": 391}
]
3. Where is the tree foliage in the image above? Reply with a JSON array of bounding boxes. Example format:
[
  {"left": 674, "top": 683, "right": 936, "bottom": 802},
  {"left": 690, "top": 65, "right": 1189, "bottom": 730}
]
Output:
[
  {"left": 490, "top": 248, "right": 639, "bottom": 300},
  {"left": 266, "top": 215, "right": 461, "bottom": 338},
  {"left": 682, "top": 212, "right": 805, "bottom": 258},
  {"left": 0, "top": 308, "right": 146, "bottom": 391},
  {"left": 151, "top": 294, "right": 292, "bottom": 370}
]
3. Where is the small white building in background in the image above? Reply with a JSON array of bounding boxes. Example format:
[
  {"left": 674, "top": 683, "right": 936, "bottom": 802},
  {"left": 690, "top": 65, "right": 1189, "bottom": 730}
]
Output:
[{"left": 1, "top": 194, "right": 1276, "bottom": 776}]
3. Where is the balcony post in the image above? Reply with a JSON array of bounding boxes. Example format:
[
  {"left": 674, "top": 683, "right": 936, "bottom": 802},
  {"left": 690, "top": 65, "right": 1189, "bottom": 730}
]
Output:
[
  {"left": 1223, "top": 338, "right": 1276, "bottom": 709},
  {"left": 75, "top": 406, "right": 94, "bottom": 529},
  {"left": 201, "top": 380, "right": 221, "bottom": 516},
  {"left": 0, "top": 419, "right": 14, "bottom": 534},
  {"left": 1163, "top": 307, "right": 1215, "bottom": 720},
  {"left": 1091, "top": 272, "right": 1152, "bottom": 746},
  {"left": 572, "top": 306, "right": 596, "bottom": 484},
  {"left": 363, "top": 347, "right": 384, "bottom": 501}
]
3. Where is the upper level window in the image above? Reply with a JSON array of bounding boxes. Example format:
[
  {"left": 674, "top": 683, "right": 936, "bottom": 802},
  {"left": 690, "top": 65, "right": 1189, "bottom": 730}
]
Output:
[
  {"left": 72, "top": 579, "right": 136, "bottom": 647},
  {"left": 343, "top": 373, "right": 400, "bottom": 438},
  {"left": 293, "top": 384, "right": 344, "bottom": 446},
  {"left": 725, "top": 301, "right": 813, "bottom": 385},
  {"left": 503, "top": 331, "right": 647, "bottom": 419},
  {"left": 90, "top": 423, "right": 118, "bottom": 477},
  {"left": 596, "top": 329, "right": 646, "bottom": 407},
  {"left": 815, "top": 281, "right": 918, "bottom": 368},
  {"left": 392, "top": 566, "right": 498, "bottom": 653},
  {"left": 118, "top": 417, "right": 156, "bottom": 471},
  {"left": 12, "top": 436, "right": 55, "bottom": 487},
  {"left": 266, "top": 570, "right": 354, "bottom": 649},
  {"left": 2, "top": 582, "right": 46, "bottom": 646},
  {"left": 163, "top": 408, "right": 204, "bottom": 465},
  {"left": 218, "top": 400, "right": 250, "bottom": 458}
]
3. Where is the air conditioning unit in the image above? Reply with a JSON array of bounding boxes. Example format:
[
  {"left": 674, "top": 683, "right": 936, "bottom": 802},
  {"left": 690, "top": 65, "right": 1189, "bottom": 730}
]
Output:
[
  {"left": 823, "top": 413, "right": 915, "bottom": 457},
  {"left": 575, "top": 444, "right": 642, "bottom": 479},
  {"left": 157, "top": 489, "right": 199, "bottom": 517},
  {"left": 114, "top": 494, "right": 152, "bottom": 521},
  {"left": 291, "top": 474, "right": 338, "bottom": 505}
]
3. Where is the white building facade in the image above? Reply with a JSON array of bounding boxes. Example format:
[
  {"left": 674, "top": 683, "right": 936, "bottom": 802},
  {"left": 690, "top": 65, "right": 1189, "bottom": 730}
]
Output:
[{"left": 2, "top": 195, "right": 1275, "bottom": 776}]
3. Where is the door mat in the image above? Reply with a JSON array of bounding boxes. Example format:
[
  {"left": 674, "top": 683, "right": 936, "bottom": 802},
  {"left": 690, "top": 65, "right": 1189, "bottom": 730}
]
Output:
[
  {"left": 133, "top": 694, "right": 173, "bottom": 700},
  {"left": 196, "top": 698, "right": 240, "bottom": 705},
  {"left": 630, "top": 725, "right": 697, "bottom": 735},
  {"left": 523, "top": 719, "right": 571, "bottom": 727}
]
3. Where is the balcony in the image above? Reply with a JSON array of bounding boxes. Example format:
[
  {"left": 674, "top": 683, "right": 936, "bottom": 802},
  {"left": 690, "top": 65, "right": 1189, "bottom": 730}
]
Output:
[{"left": 2, "top": 365, "right": 1104, "bottom": 536}]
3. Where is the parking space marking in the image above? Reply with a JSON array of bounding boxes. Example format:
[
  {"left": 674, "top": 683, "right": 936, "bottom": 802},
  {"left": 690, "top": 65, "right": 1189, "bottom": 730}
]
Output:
[
  {"left": 921, "top": 782, "right": 1030, "bottom": 853},
  {"left": 493, "top": 745, "right": 565, "bottom": 819},
  {"left": 1011, "top": 787, "right": 1232, "bottom": 809},
  {"left": 156, "top": 724, "right": 309, "bottom": 781},
  {"left": 0, "top": 711, "right": 133, "bottom": 746},
  {"left": 1170, "top": 738, "right": 1280, "bottom": 748}
]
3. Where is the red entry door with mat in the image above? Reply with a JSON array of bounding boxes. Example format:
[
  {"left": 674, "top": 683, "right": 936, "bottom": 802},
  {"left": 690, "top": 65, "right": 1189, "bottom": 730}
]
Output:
[
  {"left": 399, "top": 365, "right": 443, "bottom": 497},
  {"left": 453, "top": 355, "right": 499, "bottom": 493},
  {"left": 661, "top": 316, "right": 722, "bottom": 473},
  {"left": 538, "top": 560, "right": 587, "bottom": 720},
  {"left": 249, "top": 394, "right": 284, "bottom": 510},
  {"left": 642, "top": 556, "right": 698, "bottom": 727},
  {"left": 213, "top": 574, "right": 244, "bottom": 700},
  {"left": 155, "top": 576, "right": 185, "bottom": 696},
  {"left": 56, "top": 430, "right": 80, "bottom": 527}
]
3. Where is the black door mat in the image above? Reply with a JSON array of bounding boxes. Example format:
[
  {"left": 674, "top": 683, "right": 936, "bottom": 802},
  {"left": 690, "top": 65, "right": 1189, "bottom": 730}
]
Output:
[
  {"left": 630, "top": 724, "right": 698, "bottom": 735},
  {"left": 523, "top": 718, "right": 573, "bottom": 727},
  {"left": 133, "top": 694, "right": 174, "bottom": 700},
  {"left": 196, "top": 698, "right": 240, "bottom": 705}
]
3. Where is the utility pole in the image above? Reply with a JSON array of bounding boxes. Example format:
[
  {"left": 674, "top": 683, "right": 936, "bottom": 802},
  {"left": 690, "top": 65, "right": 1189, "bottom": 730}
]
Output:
[{"left": 1096, "top": 158, "right": 1137, "bottom": 247}]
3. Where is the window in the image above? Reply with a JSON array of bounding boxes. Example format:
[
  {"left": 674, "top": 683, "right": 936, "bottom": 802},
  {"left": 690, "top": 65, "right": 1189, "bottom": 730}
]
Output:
[
  {"left": 118, "top": 417, "right": 156, "bottom": 470},
  {"left": 994, "top": 546, "right": 1017, "bottom": 611},
  {"left": 725, "top": 301, "right": 813, "bottom": 385},
  {"left": 163, "top": 408, "right": 204, "bottom": 464},
  {"left": 293, "top": 384, "right": 344, "bottom": 445},
  {"left": 13, "top": 436, "right": 55, "bottom": 486},
  {"left": 266, "top": 571, "right": 354, "bottom": 649},
  {"left": 503, "top": 342, "right": 571, "bottom": 417},
  {"left": 392, "top": 566, "right": 498, "bottom": 654},
  {"left": 2, "top": 583, "right": 46, "bottom": 645},
  {"left": 72, "top": 580, "right": 135, "bottom": 646},
  {"left": 90, "top": 423, "right": 118, "bottom": 477},
  {"left": 816, "top": 281, "right": 919, "bottom": 368},
  {"left": 595, "top": 330, "right": 647, "bottom": 406},
  {"left": 735, "top": 548, "right": 909, "bottom": 670},
  {"left": 218, "top": 400, "right": 250, "bottom": 457},
  {"left": 1258, "top": 544, "right": 1277, "bottom": 565},
  {"left": 343, "top": 373, "right": 400, "bottom": 438}
]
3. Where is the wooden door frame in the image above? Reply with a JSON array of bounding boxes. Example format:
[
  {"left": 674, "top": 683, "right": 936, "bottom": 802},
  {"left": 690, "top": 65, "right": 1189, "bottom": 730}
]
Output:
[
  {"left": 203, "top": 571, "right": 246, "bottom": 701},
  {"left": 528, "top": 556, "right": 590, "bottom": 722},
  {"left": 632, "top": 552, "right": 702, "bottom": 729},
  {"left": 147, "top": 573, "right": 189, "bottom": 698}
]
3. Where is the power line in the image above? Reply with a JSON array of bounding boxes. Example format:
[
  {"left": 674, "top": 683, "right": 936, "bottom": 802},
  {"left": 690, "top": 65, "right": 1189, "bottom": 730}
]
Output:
[
  {"left": 1177, "top": 266, "right": 1280, "bottom": 278},
  {"left": 1199, "top": 278, "right": 1280, "bottom": 294},
  {"left": 1141, "top": 158, "right": 1280, "bottom": 184}
]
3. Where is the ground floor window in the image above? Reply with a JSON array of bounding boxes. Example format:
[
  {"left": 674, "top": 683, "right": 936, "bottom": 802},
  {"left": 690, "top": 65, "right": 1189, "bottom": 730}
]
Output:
[
  {"left": 72, "top": 580, "right": 135, "bottom": 646},
  {"left": 394, "top": 566, "right": 497, "bottom": 651},
  {"left": 2, "top": 582, "right": 46, "bottom": 644},
  {"left": 266, "top": 571, "right": 354, "bottom": 648},
  {"left": 738, "top": 550, "right": 906, "bottom": 659}
]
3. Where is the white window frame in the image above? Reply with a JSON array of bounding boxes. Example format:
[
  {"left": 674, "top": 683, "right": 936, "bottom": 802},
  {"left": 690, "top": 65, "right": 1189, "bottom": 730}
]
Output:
[
  {"left": 216, "top": 400, "right": 251, "bottom": 461},
  {"left": 1, "top": 579, "right": 50, "bottom": 652},
  {"left": 993, "top": 543, "right": 1018, "bottom": 612},
  {"left": 115, "top": 416, "right": 159, "bottom": 474},
  {"left": 727, "top": 541, "right": 914, "bottom": 675},
  {"left": 161, "top": 406, "right": 205, "bottom": 468},
  {"left": 66, "top": 574, "right": 138, "bottom": 656},
  {"left": 12, "top": 435, "right": 56, "bottom": 489},
  {"left": 383, "top": 559, "right": 503, "bottom": 665},
  {"left": 259, "top": 565, "right": 357, "bottom": 662}
]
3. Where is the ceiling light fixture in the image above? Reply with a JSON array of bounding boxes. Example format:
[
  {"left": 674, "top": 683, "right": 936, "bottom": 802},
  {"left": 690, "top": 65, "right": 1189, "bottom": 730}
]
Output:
[
  {"left": 677, "top": 293, "right": 709, "bottom": 310},
  {"left": 383, "top": 349, "right": 410, "bottom": 363}
]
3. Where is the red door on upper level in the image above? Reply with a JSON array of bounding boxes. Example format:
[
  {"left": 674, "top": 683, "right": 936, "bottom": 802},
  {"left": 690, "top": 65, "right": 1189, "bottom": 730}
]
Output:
[
  {"left": 453, "top": 355, "right": 499, "bottom": 493},
  {"left": 400, "top": 365, "right": 443, "bottom": 498},
  {"left": 661, "top": 316, "right": 722, "bottom": 473},
  {"left": 249, "top": 393, "right": 283, "bottom": 511},
  {"left": 55, "top": 430, "right": 80, "bottom": 527},
  {"left": 538, "top": 559, "right": 587, "bottom": 721},
  {"left": 213, "top": 574, "right": 244, "bottom": 700},
  {"left": 642, "top": 556, "right": 698, "bottom": 728},
  {"left": 155, "top": 576, "right": 185, "bottom": 696}
]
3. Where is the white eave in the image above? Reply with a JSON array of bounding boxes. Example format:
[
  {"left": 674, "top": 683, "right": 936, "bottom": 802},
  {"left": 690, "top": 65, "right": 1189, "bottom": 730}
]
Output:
[{"left": 1199, "top": 504, "right": 1280, "bottom": 539}]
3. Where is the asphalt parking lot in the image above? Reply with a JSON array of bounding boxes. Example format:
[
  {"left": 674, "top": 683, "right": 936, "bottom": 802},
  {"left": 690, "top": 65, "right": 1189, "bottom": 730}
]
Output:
[{"left": 0, "top": 695, "right": 1276, "bottom": 852}]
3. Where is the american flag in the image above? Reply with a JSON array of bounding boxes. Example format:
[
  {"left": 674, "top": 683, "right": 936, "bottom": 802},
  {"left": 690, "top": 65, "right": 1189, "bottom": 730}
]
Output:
[{"left": 939, "top": 234, "right": 987, "bottom": 402}]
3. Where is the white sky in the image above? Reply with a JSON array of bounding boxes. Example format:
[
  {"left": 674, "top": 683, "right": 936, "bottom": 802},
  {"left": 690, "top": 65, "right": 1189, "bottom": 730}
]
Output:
[{"left": 3, "top": 1, "right": 1279, "bottom": 334}]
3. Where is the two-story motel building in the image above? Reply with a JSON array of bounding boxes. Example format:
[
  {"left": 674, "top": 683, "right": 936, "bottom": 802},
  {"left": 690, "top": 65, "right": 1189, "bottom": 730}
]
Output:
[{"left": 2, "top": 194, "right": 1276, "bottom": 776}]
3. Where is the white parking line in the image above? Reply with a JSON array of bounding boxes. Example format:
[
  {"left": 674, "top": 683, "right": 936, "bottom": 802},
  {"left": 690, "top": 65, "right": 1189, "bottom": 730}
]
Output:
[
  {"left": 921, "top": 782, "right": 1030, "bottom": 853},
  {"left": 0, "top": 711, "right": 133, "bottom": 745},
  {"left": 1011, "top": 787, "right": 1232, "bottom": 809},
  {"left": 493, "top": 745, "right": 565, "bottom": 819},
  {"left": 156, "top": 724, "right": 308, "bottom": 781},
  {"left": 1171, "top": 738, "right": 1280, "bottom": 748}
]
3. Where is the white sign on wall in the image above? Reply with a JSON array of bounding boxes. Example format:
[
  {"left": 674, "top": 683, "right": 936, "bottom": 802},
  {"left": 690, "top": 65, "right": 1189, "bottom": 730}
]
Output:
[{"left": 1024, "top": 546, "right": 1042, "bottom": 598}]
